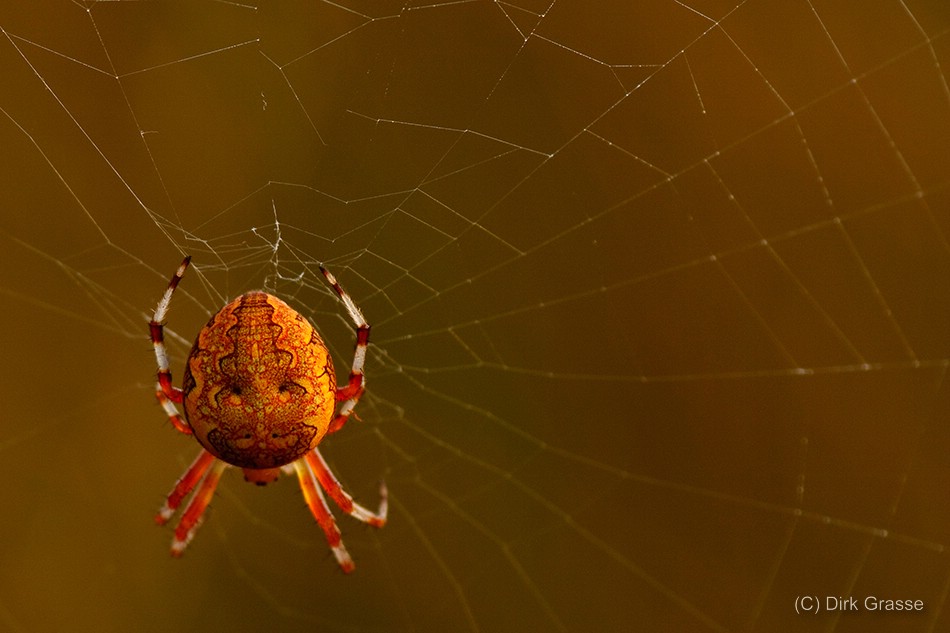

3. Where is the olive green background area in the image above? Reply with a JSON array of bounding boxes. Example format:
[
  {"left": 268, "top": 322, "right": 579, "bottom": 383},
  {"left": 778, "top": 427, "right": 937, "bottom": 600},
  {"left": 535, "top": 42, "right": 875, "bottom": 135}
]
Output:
[{"left": 2, "top": 2, "right": 950, "bottom": 632}]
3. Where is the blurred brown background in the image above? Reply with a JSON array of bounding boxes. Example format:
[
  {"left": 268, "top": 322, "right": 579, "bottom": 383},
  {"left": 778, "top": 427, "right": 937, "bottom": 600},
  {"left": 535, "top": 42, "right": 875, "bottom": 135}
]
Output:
[{"left": 1, "top": 1, "right": 949, "bottom": 632}]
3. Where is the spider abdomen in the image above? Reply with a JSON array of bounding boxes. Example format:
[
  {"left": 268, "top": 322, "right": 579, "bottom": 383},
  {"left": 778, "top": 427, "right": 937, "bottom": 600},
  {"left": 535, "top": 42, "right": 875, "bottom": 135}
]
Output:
[{"left": 182, "top": 292, "right": 337, "bottom": 470}]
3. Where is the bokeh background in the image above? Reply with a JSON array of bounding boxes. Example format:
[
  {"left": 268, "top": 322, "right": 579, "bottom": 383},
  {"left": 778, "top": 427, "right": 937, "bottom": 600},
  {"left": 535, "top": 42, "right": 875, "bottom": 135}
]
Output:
[{"left": 1, "top": 1, "right": 950, "bottom": 632}]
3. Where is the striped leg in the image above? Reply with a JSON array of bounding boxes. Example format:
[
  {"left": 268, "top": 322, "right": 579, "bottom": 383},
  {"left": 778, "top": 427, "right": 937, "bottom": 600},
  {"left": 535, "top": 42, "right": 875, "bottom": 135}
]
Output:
[
  {"left": 154, "top": 449, "right": 227, "bottom": 556},
  {"left": 294, "top": 458, "right": 355, "bottom": 573},
  {"left": 319, "top": 265, "right": 370, "bottom": 434},
  {"left": 149, "top": 256, "right": 192, "bottom": 435},
  {"left": 169, "top": 458, "right": 227, "bottom": 556},
  {"left": 155, "top": 449, "right": 215, "bottom": 525},
  {"left": 294, "top": 448, "right": 387, "bottom": 573},
  {"left": 306, "top": 449, "right": 387, "bottom": 528}
]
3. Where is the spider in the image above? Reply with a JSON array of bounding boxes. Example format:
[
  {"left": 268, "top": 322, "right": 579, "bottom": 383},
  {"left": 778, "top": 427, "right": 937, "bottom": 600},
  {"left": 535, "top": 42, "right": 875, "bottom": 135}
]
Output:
[{"left": 149, "top": 256, "right": 386, "bottom": 573}]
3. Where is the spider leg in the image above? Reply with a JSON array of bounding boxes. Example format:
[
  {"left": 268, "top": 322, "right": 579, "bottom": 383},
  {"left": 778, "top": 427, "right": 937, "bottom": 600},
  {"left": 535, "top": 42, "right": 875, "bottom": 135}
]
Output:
[
  {"left": 306, "top": 449, "right": 387, "bottom": 528},
  {"left": 168, "top": 457, "right": 227, "bottom": 557},
  {"left": 319, "top": 265, "right": 370, "bottom": 434},
  {"left": 149, "top": 256, "right": 192, "bottom": 434},
  {"left": 155, "top": 384, "right": 192, "bottom": 435},
  {"left": 155, "top": 449, "right": 216, "bottom": 525},
  {"left": 294, "top": 458, "right": 355, "bottom": 573}
]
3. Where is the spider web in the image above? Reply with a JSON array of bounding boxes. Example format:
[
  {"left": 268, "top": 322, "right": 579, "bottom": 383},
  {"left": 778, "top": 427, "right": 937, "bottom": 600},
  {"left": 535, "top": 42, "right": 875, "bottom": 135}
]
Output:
[{"left": 1, "top": 1, "right": 949, "bottom": 631}]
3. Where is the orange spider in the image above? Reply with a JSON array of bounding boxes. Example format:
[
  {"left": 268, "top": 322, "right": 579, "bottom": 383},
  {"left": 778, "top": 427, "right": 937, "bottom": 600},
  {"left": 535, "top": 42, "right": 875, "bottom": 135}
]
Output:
[{"left": 149, "top": 257, "right": 386, "bottom": 572}]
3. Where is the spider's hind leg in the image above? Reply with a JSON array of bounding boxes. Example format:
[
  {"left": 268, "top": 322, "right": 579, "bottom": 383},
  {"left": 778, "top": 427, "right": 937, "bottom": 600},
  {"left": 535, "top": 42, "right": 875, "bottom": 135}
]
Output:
[{"left": 155, "top": 449, "right": 227, "bottom": 556}]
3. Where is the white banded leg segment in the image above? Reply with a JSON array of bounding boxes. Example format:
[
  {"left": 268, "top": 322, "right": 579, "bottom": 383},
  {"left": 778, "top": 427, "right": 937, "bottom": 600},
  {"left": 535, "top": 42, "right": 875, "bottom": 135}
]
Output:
[
  {"left": 319, "top": 264, "right": 371, "bottom": 434},
  {"left": 319, "top": 265, "right": 369, "bottom": 385},
  {"left": 155, "top": 382, "right": 191, "bottom": 434},
  {"left": 152, "top": 257, "right": 191, "bottom": 322},
  {"left": 319, "top": 265, "right": 368, "bottom": 329},
  {"left": 157, "top": 386, "right": 180, "bottom": 419},
  {"left": 153, "top": 339, "right": 172, "bottom": 376},
  {"left": 150, "top": 256, "right": 191, "bottom": 418},
  {"left": 337, "top": 397, "right": 358, "bottom": 419}
]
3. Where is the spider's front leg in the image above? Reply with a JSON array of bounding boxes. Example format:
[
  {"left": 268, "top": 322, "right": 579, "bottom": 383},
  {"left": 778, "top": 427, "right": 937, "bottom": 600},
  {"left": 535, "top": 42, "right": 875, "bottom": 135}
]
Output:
[
  {"left": 319, "top": 265, "right": 370, "bottom": 434},
  {"left": 149, "top": 256, "right": 192, "bottom": 435}
]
